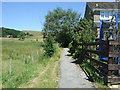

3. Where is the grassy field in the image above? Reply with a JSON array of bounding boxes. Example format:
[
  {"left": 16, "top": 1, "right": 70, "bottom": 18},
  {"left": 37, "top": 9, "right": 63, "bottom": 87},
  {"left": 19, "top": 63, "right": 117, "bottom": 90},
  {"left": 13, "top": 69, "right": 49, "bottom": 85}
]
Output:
[
  {"left": 2, "top": 34, "right": 61, "bottom": 88},
  {"left": 22, "top": 31, "right": 43, "bottom": 42}
]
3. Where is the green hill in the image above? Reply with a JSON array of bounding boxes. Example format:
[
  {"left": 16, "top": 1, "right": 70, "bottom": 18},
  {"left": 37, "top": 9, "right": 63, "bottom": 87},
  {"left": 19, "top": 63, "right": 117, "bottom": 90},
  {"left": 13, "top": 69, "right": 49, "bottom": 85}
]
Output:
[
  {"left": 22, "top": 30, "right": 41, "bottom": 36},
  {"left": 0, "top": 27, "right": 21, "bottom": 38},
  {"left": 22, "top": 30, "right": 43, "bottom": 40}
]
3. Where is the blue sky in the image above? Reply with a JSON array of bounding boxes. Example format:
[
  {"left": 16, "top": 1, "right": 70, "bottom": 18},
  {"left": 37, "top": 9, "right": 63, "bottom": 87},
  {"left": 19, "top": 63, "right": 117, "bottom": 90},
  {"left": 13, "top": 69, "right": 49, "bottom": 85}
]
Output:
[
  {"left": 2, "top": 1, "right": 114, "bottom": 31},
  {"left": 2, "top": 2, "right": 87, "bottom": 31}
]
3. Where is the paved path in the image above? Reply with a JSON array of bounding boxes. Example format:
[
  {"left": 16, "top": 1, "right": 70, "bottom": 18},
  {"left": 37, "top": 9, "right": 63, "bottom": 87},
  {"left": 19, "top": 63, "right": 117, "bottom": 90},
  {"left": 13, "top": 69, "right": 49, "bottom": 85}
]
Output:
[{"left": 59, "top": 48, "right": 94, "bottom": 88}]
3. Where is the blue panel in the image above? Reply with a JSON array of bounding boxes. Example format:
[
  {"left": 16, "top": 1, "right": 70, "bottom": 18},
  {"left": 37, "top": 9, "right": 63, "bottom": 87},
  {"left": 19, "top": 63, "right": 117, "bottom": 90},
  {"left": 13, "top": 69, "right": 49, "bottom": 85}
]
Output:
[
  {"left": 118, "top": 57, "right": 120, "bottom": 65},
  {"left": 102, "top": 58, "right": 108, "bottom": 61},
  {"left": 99, "top": 20, "right": 103, "bottom": 60},
  {"left": 99, "top": 20, "right": 103, "bottom": 41}
]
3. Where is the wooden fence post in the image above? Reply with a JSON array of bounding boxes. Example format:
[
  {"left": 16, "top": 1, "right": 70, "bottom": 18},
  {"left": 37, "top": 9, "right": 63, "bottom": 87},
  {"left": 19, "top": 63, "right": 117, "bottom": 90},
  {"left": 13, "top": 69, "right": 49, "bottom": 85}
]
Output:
[
  {"left": 31, "top": 53, "right": 34, "bottom": 62},
  {"left": 108, "top": 41, "right": 113, "bottom": 77},
  {"left": 37, "top": 51, "right": 38, "bottom": 56},
  {"left": 108, "top": 57, "right": 113, "bottom": 76},
  {"left": 23, "top": 55, "right": 25, "bottom": 65}
]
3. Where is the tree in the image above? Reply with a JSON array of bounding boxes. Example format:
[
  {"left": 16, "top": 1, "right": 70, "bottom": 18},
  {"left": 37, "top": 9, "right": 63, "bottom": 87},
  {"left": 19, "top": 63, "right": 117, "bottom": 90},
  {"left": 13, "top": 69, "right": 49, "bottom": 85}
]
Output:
[
  {"left": 69, "top": 18, "right": 96, "bottom": 59},
  {"left": 18, "top": 32, "right": 25, "bottom": 41},
  {"left": 43, "top": 7, "right": 81, "bottom": 47}
]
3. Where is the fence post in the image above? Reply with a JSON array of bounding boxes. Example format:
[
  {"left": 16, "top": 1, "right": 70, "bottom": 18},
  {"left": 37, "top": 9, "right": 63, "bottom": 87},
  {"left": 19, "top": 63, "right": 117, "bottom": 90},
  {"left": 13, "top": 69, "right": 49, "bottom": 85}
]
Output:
[
  {"left": 23, "top": 55, "right": 25, "bottom": 65},
  {"left": 31, "top": 53, "right": 34, "bottom": 62},
  {"left": 108, "top": 40, "right": 113, "bottom": 76},
  {"left": 37, "top": 51, "right": 38, "bottom": 56},
  {"left": 108, "top": 58, "right": 113, "bottom": 76}
]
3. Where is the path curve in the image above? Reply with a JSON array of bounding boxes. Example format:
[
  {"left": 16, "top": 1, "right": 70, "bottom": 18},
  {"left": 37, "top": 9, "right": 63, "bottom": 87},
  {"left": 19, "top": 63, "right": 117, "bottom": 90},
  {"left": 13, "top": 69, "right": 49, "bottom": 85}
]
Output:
[{"left": 59, "top": 48, "right": 94, "bottom": 88}]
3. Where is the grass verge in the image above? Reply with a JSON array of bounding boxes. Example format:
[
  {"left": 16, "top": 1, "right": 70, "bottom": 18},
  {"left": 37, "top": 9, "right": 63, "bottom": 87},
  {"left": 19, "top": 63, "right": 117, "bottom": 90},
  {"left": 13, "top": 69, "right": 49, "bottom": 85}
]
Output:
[{"left": 82, "top": 61, "right": 108, "bottom": 88}]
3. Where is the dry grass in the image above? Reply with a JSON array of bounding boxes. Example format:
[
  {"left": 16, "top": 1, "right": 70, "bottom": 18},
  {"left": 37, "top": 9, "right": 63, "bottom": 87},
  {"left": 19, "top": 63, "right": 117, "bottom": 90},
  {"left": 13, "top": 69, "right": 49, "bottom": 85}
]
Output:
[{"left": 22, "top": 31, "right": 43, "bottom": 42}]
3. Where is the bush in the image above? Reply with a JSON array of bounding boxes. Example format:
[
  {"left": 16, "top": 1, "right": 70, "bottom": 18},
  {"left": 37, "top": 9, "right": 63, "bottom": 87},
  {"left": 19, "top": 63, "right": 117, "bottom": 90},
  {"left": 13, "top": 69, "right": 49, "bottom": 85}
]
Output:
[
  {"left": 43, "top": 35, "right": 55, "bottom": 57},
  {"left": 29, "top": 34, "right": 33, "bottom": 36},
  {"left": 18, "top": 32, "right": 25, "bottom": 41}
]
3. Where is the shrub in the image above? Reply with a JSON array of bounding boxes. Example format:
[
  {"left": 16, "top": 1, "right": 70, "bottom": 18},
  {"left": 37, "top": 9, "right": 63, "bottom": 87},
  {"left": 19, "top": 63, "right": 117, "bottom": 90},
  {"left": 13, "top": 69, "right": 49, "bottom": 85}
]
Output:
[
  {"left": 18, "top": 32, "right": 25, "bottom": 41},
  {"left": 43, "top": 35, "right": 55, "bottom": 57},
  {"left": 29, "top": 34, "right": 33, "bottom": 36}
]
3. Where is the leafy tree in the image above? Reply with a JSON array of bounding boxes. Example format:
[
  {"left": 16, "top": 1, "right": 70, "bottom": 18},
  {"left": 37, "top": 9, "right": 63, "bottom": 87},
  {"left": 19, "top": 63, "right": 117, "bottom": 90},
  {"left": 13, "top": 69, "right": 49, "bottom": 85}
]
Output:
[
  {"left": 18, "top": 32, "right": 25, "bottom": 41},
  {"left": 43, "top": 7, "right": 80, "bottom": 47},
  {"left": 69, "top": 18, "right": 96, "bottom": 59}
]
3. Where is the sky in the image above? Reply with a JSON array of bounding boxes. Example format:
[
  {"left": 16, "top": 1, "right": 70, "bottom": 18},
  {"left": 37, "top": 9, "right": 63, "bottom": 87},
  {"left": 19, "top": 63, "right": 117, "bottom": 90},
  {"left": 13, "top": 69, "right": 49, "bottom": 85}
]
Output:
[
  {"left": 2, "top": 0, "right": 115, "bottom": 31},
  {"left": 2, "top": 2, "right": 86, "bottom": 31}
]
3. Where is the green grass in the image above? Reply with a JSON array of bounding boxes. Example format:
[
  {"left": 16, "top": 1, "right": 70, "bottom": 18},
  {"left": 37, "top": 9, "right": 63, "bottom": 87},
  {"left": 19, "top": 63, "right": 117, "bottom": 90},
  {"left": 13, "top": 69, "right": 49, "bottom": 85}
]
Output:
[
  {"left": 82, "top": 62, "right": 108, "bottom": 88},
  {"left": 2, "top": 38, "right": 61, "bottom": 88},
  {"left": 2, "top": 39, "right": 44, "bottom": 88},
  {"left": 19, "top": 43, "right": 61, "bottom": 88},
  {"left": 95, "top": 82, "right": 108, "bottom": 88},
  {"left": 33, "top": 46, "right": 61, "bottom": 88},
  {"left": 2, "top": 39, "right": 43, "bottom": 73}
]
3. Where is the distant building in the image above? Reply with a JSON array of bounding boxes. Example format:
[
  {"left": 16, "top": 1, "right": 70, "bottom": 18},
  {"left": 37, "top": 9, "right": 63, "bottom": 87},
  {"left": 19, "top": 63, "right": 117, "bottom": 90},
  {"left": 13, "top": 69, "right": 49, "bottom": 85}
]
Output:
[{"left": 85, "top": 2, "right": 120, "bottom": 39}]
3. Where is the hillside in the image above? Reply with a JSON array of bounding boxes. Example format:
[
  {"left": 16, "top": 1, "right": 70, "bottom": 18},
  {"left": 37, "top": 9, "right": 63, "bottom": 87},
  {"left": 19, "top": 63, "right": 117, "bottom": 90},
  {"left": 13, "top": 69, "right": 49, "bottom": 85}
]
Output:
[
  {"left": 0, "top": 27, "right": 43, "bottom": 42},
  {"left": 0, "top": 27, "right": 21, "bottom": 38},
  {"left": 22, "top": 30, "right": 43, "bottom": 40},
  {"left": 23, "top": 31, "right": 42, "bottom": 35}
]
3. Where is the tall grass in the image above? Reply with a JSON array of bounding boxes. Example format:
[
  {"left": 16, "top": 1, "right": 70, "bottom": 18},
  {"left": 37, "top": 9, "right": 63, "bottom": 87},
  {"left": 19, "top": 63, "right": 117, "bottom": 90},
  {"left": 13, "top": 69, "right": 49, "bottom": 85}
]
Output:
[
  {"left": 2, "top": 38, "right": 61, "bottom": 88},
  {"left": 2, "top": 40, "right": 45, "bottom": 88},
  {"left": 33, "top": 44, "right": 61, "bottom": 88}
]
